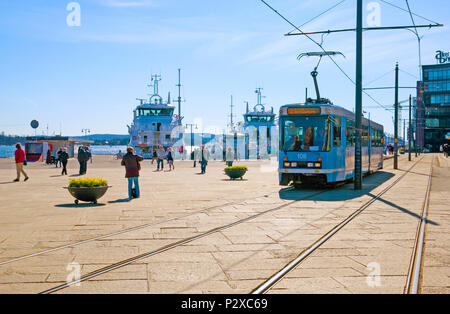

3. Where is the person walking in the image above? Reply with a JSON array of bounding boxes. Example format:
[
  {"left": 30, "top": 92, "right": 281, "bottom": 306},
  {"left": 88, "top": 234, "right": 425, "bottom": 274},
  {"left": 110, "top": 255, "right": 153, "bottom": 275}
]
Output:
[
  {"left": 156, "top": 145, "right": 165, "bottom": 171},
  {"left": 151, "top": 150, "right": 157, "bottom": 165},
  {"left": 77, "top": 146, "right": 88, "bottom": 175},
  {"left": 167, "top": 147, "right": 175, "bottom": 171},
  {"left": 60, "top": 148, "right": 69, "bottom": 175},
  {"left": 14, "top": 143, "right": 29, "bottom": 182},
  {"left": 56, "top": 148, "right": 63, "bottom": 168},
  {"left": 226, "top": 147, "right": 234, "bottom": 167},
  {"left": 86, "top": 146, "right": 93, "bottom": 164},
  {"left": 121, "top": 147, "right": 144, "bottom": 200},
  {"left": 200, "top": 145, "right": 210, "bottom": 174},
  {"left": 193, "top": 148, "right": 200, "bottom": 168}
]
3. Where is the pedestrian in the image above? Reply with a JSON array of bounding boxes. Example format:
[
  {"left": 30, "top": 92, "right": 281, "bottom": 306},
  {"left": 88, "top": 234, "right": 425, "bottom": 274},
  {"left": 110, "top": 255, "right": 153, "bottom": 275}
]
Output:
[
  {"left": 56, "top": 148, "right": 63, "bottom": 168},
  {"left": 46, "top": 149, "right": 52, "bottom": 164},
  {"left": 77, "top": 146, "right": 88, "bottom": 175},
  {"left": 14, "top": 143, "right": 29, "bottom": 182},
  {"left": 167, "top": 147, "right": 175, "bottom": 171},
  {"left": 156, "top": 145, "right": 165, "bottom": 171},
  {"left": 444, "top": 144, "right": 449, "bottom": 158},
  {"left": 226, "top": 147, "right": 234, "bottom": 167},
  {"left": 60, "top": 147, "right": 69, "bottom": 175},
  {"left": 151, "top": 150, "right": 157, "bottom": 165},
  {"left": 86, "top": 146, "right": 93, "bottom": 164},
  {"left": 200, "top": 145, "right": 210, "bottom": 174},
  {"left": 193, "top": 148, "right": 200, "bottom": 168},
  {"left": 121, "top": 147, "right": 144, "bottom": 200}
]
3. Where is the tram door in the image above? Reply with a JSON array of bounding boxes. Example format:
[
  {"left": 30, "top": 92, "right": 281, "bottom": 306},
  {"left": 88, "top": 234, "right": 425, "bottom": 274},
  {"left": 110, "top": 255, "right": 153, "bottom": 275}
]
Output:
[{"left": 332, "top": 116, "right": 345, "bottom": 180}]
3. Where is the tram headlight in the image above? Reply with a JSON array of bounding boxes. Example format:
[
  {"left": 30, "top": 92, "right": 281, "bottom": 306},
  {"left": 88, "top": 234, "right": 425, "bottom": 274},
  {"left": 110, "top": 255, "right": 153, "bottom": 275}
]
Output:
[
  {"left": 284, "top": 162, "right": 291, "bottom": 168},
  {"left": 315, "top": 163, "right": 321, "bottom": 168},
  {"left": 291, "top": 162, "right": 297, "bottom": 167},
  {"left": 307, "top": 163, "right": 314, "bottom": 168}
]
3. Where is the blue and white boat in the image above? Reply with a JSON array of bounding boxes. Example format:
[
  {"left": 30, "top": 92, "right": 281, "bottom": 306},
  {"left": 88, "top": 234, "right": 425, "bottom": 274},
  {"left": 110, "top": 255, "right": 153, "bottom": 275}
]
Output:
[
  {"left": 128, "top": 74, "right": 183, "bottom": 159},
  {"left": 242, "top": 88, "right": 277, "bottom": 159}
]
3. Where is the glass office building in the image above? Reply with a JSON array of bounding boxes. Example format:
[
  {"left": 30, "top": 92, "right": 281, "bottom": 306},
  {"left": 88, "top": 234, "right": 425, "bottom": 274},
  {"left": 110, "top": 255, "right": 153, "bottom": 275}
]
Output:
[{"left": 417, "top": 63, "right": 450, "bottom": 151}]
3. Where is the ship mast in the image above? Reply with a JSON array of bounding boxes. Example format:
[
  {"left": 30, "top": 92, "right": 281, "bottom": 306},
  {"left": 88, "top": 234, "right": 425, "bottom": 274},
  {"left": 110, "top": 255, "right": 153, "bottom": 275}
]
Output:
[{"left": 177, "top": 69, "right": 182, "bottom": 124}]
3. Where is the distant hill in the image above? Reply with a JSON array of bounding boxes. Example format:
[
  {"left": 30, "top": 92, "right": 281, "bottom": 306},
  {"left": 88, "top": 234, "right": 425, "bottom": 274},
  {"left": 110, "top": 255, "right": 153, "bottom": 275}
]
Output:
[
  {"left": 0, "top": 134, "right": 26, "bottom": 145},
  {"left": 74, "top": 134, "right": 129, "bottom": 145}
]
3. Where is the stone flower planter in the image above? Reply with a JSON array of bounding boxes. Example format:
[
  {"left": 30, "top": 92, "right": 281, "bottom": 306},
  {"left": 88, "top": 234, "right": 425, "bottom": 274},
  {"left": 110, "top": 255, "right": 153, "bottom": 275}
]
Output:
[
  {"left": 224, "top": 166, "right": 248, "bottom": 180},
  {"left": 65, "top": 186, "right": 110, "bottom": 204}
]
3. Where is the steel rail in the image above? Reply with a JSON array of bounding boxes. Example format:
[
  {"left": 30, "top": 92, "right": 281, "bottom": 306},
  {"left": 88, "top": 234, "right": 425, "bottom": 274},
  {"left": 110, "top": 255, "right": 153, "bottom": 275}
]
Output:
[
  {"left": 252, "top": 157, "right": 423, "bottom": 294},
  {"left": 0, "top": 189, "right": 290, "bottom": 266},
  {"left": 40, "top": 189, "right": 328, "bottom": 294},
  {"left": 404, "top": 157, "right": 433, "bottom": 294},
  {"left": 1, "top": 158, "right": 398, "bottom": 266}
]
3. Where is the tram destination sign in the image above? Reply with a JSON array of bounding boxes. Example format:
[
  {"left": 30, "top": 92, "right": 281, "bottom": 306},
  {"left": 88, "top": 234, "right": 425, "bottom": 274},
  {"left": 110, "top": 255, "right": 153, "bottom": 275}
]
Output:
[{"left": 436, "top": 50, "right": 450, "bottom": 64}]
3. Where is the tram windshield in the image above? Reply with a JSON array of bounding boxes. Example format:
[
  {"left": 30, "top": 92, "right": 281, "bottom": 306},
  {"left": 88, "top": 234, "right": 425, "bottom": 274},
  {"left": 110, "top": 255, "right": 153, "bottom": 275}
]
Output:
[{"left": 281, "top": 116, "right": 330, "bottom": 152}]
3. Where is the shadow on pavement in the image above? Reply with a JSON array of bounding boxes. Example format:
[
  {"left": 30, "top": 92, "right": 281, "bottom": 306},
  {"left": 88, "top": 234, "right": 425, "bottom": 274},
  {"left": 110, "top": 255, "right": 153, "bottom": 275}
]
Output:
[
  {"left": 55, "top": 203, "right": 106, "bottom": 208},
  {"left": 367, "top": 192, "right": 438, "bottom": 226},
  {"left": 279, "top": 171, "right": 395, "bottom": 202},
  {"left": 108, "top": 198, "right": 131, "bottom": 204}
]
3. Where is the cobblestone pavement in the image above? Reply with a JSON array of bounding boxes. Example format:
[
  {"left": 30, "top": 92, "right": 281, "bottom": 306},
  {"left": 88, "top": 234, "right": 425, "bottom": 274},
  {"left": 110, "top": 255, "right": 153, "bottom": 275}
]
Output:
[{"left": 0, "top": 154, "right": 447, "bottom": 294}]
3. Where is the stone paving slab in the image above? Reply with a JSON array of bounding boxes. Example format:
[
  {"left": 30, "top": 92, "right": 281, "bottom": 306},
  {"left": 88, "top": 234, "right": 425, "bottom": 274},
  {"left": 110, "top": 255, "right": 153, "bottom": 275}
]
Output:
[{"left": 0, "top": 155, "right": 447, "bottom": 294}]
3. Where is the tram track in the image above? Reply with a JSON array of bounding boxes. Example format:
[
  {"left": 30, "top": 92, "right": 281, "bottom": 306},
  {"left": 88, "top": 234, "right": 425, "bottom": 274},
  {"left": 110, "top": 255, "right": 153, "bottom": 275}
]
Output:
[
  {"left": 39, "top": 189, "right": 329, "bottom": 294},
  {"left": 2, "top": 156, "right": 399, "bottom": 267},
  {"left": 404, "top": 157, "right": 434, "bottom": 294},
  {"left": 251, "top": 156, "right": 425, "bottom": 294},
  {"left": 39, "top": 156, "right": 407, "bottom": 294},
  {"left": 0, "top": 188, "right": 294, "bottom": 266}
]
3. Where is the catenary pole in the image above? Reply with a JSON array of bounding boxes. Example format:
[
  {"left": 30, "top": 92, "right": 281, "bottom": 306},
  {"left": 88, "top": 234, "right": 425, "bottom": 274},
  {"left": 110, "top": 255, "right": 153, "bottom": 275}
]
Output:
[
  {"left": 409, "top": 95, "right": 412, "bottom": 161},
  {"left": 394, "top": 63, "right": 399, "bottom": 170},
  {"left": 354, "top": 0, "right": 363, "bottom": 190}
]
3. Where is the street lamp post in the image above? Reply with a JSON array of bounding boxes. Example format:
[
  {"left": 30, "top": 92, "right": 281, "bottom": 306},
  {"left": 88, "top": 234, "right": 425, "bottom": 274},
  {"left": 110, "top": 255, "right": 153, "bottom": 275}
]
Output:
[
  {"left": 185, "top": 124, "right": 197, "bottom": 160},
  {"left": 82, "top": 129, "right": 91, "bottom": 137}
]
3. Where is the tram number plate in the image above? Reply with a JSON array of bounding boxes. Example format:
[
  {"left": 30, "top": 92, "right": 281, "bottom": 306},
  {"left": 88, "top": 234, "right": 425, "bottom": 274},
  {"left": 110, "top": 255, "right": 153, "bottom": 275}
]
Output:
[{"left": 297, "top": 153, "right": 307, "bottom": 160}]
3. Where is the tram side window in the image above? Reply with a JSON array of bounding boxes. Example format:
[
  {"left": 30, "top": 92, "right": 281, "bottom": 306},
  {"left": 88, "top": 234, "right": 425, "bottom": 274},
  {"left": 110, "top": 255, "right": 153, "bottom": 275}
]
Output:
[
  {"left": 346, "top": 119, "right": 355, "bottom": 146},
  {"left": 362, "top": 125, "right": 369, "bottom": 146},
  {"left": 332, "top": 117, "right": 341, "bottom": 147}
]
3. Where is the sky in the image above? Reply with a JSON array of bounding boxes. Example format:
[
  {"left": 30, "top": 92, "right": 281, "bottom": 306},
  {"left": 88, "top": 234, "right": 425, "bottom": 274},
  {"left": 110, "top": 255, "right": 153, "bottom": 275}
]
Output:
[{"left": 0, "top": 0, "right": 449, "bottom": 137}]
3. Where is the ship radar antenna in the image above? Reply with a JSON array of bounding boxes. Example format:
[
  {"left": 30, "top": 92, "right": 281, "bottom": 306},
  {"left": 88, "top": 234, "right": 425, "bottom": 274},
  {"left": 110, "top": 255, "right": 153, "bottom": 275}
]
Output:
[
  {"left": 148, "top": 74, "right": 163, "bottom": 104},
  {"left": 254, "top": 87, "right": 266, "bottom": 112},
  {"left": 297, "top": 51, "right": 345, "bottom": 104}
]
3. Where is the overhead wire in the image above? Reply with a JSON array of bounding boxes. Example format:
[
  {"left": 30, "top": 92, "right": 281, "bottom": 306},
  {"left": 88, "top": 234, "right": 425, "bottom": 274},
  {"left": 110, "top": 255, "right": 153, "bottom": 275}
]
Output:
[
  {"left": 287, "top": 0, "right": 348, "bottom": 34},
  {"left": 260, "top": 0, "right": 392, "bottom": 112},
  {"left": 378, "top": 0, "right": 440, "bottom": 25}
]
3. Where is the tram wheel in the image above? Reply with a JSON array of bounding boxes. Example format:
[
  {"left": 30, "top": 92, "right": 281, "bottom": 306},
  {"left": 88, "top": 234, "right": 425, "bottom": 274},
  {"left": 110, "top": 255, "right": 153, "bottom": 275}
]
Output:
[{"left": 74, "top": 200, "right": 79, "bottom": 205}]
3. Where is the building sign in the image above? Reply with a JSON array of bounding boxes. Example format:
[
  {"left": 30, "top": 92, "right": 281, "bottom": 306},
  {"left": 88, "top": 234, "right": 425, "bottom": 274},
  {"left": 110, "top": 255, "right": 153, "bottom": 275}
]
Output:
[{"left": 436, "top": 50, "right": 450, "bottom": 64}]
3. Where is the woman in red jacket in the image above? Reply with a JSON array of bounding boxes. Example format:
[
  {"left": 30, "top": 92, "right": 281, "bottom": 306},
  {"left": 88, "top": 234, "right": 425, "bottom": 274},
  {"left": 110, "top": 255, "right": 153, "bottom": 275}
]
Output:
[{"left": 14, "top": 143, "right": 29, "bottom": 182}]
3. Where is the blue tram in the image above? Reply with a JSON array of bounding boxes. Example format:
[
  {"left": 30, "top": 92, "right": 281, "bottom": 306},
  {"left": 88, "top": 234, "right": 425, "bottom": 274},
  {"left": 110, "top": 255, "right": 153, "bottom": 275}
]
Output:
[{"left": 279, "top": 103, "right": 384, "bottom": 187}]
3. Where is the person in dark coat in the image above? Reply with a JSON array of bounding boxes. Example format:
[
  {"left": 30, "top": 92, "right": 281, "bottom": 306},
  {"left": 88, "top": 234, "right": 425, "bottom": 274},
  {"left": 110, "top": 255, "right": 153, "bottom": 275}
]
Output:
[
  {"left": 60, "top": 148, "right": 69, "bottom": 175},
  {"left": 121, "top": 147, "right": 144, "bottom": 200},
  {"left": 77, "top": 146, "right": 88, "bottom": 175},
  {"left": 199, "top": 145, "right": 210, "bottom": 174},
  {"left": 56, "top": 148, "right": 63, "bottom": 168}
]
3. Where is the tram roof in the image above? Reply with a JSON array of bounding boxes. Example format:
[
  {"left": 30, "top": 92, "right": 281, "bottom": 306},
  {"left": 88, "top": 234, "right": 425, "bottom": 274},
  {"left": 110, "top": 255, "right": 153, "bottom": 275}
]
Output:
[{"left": 280, "top": 103, "right": 383, "bottom": 130}]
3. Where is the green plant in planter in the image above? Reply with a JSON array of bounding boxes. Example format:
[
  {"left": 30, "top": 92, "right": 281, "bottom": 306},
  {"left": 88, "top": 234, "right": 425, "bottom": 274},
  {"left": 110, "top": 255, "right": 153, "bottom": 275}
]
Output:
[
  {"left": 67, "top": 178, "right": 110, "bottom": 204},
  {"left": 224, "top": 166, "right": 248, "bottom": 180},
  {"left": 69, "top": 178, "right": 108, "bottom": 188}
]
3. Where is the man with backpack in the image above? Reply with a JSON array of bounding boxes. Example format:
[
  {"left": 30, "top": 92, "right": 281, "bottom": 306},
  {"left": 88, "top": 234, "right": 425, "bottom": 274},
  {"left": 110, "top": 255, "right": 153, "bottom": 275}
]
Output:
[{"left": 121, "top": 147, "right": 144, "bottom": 200}]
